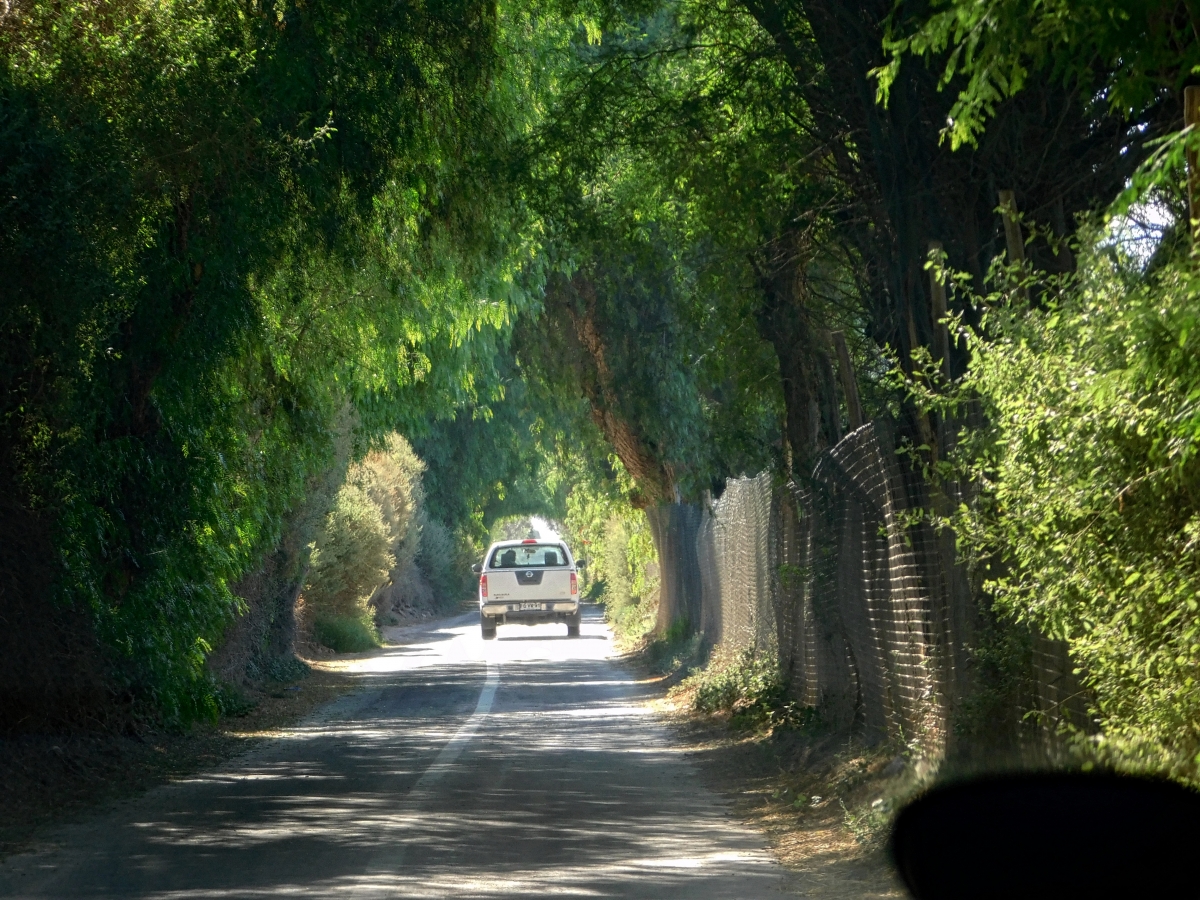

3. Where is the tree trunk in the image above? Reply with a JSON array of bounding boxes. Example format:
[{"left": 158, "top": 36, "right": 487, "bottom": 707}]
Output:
[
  {"left": 0, "top": 454, "right": 116, "bottom": 731},
  {"left": 549, "top": 273, "right": 674, "bottom": 507},
  {"left": 545, "top": 273, "right": 701, "bottom": 636},
  {"left": 207, "top": 545, "right": 306, "bottom": 687},
  {"left": 752, "top": 245, "right": 841, "bottom": 479},
  {"left": 646, "top": 502, "right": 704, "bottom": 637}
]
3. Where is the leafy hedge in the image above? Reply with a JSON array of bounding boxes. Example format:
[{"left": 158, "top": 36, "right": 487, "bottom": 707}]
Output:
[
  {"left": 1, "top": 0, "right": 530, "bottom": 721},
  {"left": 928, "top": 222, "right": 1200, "bottom": 775}
]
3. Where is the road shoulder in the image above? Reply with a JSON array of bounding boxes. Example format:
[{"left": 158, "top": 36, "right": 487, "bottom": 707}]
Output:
[
  {"left": 635, "top": 666, "right": 906, "bottom": 899},
  {"left": 0, "top": 657, "right": 360, "bottom": 860}
]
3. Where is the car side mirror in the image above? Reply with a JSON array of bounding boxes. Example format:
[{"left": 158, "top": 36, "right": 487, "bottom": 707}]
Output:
[
  {"left": 471, "top": 562, "right": 482, "bottom": 574},
  {"left": 890, "top": 772, "right": 1200, "bottom": 899},
  {"left": 576, "top": 559, "right": 587, "bottom": 569}
]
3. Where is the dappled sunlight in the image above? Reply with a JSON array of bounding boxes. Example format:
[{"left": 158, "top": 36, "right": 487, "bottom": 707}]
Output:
[{"left": 0, "top": 607, "right": 784, "bottom": 898}]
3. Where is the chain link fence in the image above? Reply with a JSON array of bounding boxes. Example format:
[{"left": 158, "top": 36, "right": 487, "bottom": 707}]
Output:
[
  {"left": 693, "top": 420, "right": 1087, "bottom": 754},
  {"left": 696, "top": 472, "right": 777, "bottom": 656}
]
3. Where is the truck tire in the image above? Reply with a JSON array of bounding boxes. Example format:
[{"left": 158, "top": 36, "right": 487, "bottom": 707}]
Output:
[
  {"left": 481, "top": 615, "right": 497, "bottom": 640},
  {"left": 567, "top": 611, "right": 581, "bottom": 637}
]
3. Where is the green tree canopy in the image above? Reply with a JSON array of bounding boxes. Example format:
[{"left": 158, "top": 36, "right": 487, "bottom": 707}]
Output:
[{"left": 876, "top": 0, "right": 1198, "bottom": 149}]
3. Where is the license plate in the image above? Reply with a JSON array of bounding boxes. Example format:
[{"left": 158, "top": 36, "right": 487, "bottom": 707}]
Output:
[{"left": 520, "top": 602, "right": 542, "bottom": 610}]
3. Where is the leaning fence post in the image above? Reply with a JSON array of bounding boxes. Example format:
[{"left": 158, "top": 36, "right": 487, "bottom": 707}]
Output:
[
  {"left": 902, "top": 302, "right": 939, "bottom": 462},
  {"left": 998, "top": 189, "right": 1029, "bottom": 300},
  {"left": 1186, "top": 87, "right": 1200, "bottom": 238},
  {"left": 818, "top": 342, "right": 844, "bottom": 444},
  {"left": 830, "top": 330, "right": 864, "bottom": 430},
  {"left": 927, "top": 240, "right": 951, "bottom": 379}
]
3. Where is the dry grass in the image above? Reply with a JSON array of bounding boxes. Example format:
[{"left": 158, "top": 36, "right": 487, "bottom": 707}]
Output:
[{"left": 646, "top": 674, "right": 910, "bottom": 898}]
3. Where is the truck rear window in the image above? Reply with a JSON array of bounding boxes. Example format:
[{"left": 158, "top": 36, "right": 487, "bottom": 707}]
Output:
[{"left": 489, "top": 544, "right": 569, "bottom": 568}]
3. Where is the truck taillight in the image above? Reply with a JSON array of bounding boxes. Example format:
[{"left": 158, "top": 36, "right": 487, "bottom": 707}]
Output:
[
  {"left": 570, "top": 572, "right": 578, "bottom": 595},
  {"left": 480, "top": 574, "right": 488, "bottom": 597}
]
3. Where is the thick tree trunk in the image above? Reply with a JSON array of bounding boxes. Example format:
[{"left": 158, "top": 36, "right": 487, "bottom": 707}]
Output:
[
  {"left": 208, "top": 407, "right": 353, "bottom": 686},
  {"left": 206, "top": 545, "right": 305, "bottom": 687},
  {"left": 549, "top": 274, "right": 674, "bottom": 507},
  {"left": 646, "top": 502, "right": 703, "bottom": 637},
  {"left": 0, "top": 445, "right": 117, "bottom": 732},
  {"left": 752, "top": 247, "right": 841, "bottom": 479},
  {"left": 545, "top": 274, "right": 703, "bottom": 636}
]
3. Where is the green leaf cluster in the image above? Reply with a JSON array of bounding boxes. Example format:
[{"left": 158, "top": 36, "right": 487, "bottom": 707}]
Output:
[
  {"left": 1, "top": 0, "right": 539, "bottom": 719},
  {"left": 877, "top": 0, "right": 1198, "bottom": 148},
  {"left": 934, "top": 230, "right": 1200, "bottom": 774}
]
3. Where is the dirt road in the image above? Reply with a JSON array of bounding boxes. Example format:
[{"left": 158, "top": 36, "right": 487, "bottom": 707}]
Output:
[{"left": 0, "top": 606, "right": 794, "bottom": 898}]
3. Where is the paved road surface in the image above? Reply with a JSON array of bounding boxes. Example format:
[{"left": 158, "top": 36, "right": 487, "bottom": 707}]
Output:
[{"left": 0, "top": 606, "right": 791, "bottom": 898}]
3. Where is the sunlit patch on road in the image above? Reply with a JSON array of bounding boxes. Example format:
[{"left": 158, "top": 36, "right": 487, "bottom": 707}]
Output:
[{"left": 0, "top": 607, "right": 787, "bottom": 898}]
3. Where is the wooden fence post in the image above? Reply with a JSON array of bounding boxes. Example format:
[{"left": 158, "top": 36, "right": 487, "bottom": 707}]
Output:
[
  {"left": 904, "top": 304, "right": 939, "bottom": 459},
  {"left": 1186, "top": 86, "right": 1200, "bottom": 238},
  {"left": 817, "top": 339, "right": 844, "bottom": 445},
  {"left": 830, "top": 330, "right": 864, "bottom": 430},
  {"left": 927, "top": 240, "right": 951, "bottom": 379},
  {"left": 998, "top": 189, "right": 1029, "bottom": 300}
]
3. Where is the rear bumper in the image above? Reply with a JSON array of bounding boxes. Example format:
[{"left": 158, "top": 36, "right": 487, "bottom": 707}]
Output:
[{"left": 481, "top": 601, "right": 579, "bottom": 624}]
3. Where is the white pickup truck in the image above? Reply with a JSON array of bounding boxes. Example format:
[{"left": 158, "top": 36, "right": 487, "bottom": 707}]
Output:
[{"left": 473, "top": 539, "right": 582, "bottom": 639}]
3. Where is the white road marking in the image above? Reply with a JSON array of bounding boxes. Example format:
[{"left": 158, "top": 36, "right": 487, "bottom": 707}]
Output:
[
  {"left": 352, "top": 659, "right": 500, "bottom": 897},
  {"left": 410, "top": 660, "right": 499, "bottom": 794}
]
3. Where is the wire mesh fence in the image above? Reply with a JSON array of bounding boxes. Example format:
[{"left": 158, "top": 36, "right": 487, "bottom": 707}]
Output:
[
  {"left": 693, "top": 420, "right": 1085, "bottom": 754},
  {"left": 696, "top": 472, "right": 777, "bottom": 656}
]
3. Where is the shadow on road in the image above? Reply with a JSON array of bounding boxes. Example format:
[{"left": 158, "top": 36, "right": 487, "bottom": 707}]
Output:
[
  {"left": 0, "top": 609, "right": 793, "bottom": 898},
  {"left": 495, "top": 634, "right": 608, "bottom": 642}
]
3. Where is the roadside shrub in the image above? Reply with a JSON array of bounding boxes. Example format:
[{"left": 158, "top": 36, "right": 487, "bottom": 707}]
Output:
[
  {"left": 611, "top": 595, "right": 656, "bottom": 645},
  {"left": 684, "top": 646, "right": 810, "bottom": 730},
  {"left": 301, "top": 428, "right": 478, "bottom": 638},
  {"left": 305, "top": 482, "right": 394, "bottom": 620},
  {"left": 596, "top": 513, "right": 658, "bottom": 645},
  {"left": 313, "top": 613, "right": 381, "bottom": 653},
  {"left": 358, "top": 434, "right": 426, "bottom": 583},
  {"left": 644, "top": 615, "right": 698, "bottom": 672},
  {"left": 303, "top": 431, "right": 440, "bottom": 645},
  {"left": 417, "top": 517, "right": 477, "bottom": 610},
  {"left": 601, "top": 518, "right": 635, "bottom": 610},
  {"left": 917, "top": 224, "right": 1200, "bottom": 776}
]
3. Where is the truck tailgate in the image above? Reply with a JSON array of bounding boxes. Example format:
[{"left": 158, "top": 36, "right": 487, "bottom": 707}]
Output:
[{"left": 489, "top": 569, "right": 572, "bottom": 602}]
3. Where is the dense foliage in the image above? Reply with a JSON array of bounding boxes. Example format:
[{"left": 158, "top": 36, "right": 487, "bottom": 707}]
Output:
[
  {"left": 1, "top": 0, "right": 532, "bottom": 719},
  {"left": 559, "top": 463, "right": 660, "bottom": 644},
  {"left": 303, "top": 433, "right": 431, "bottom": 651},
  {"left": 872, "top": 0, "right": 1200, "bottom": 771},
  {"left": 921, "top": 228, "right": 1200, "bottom": 773},
  {"left": 5, "top": 0, "right": 1200, "bottom": 781},
  {"left": 684, "top": 645, "right": 802, "bottom": 731},
  {"left": 877, "top": 0, "right": 1197, "bottom": 148}
]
